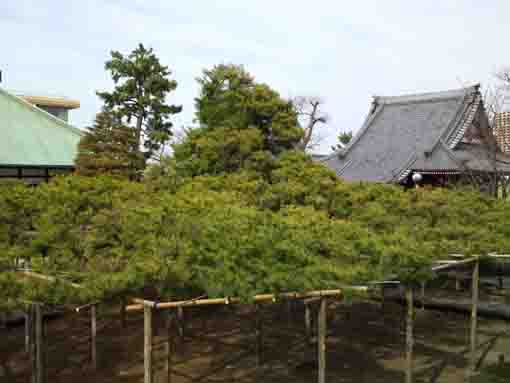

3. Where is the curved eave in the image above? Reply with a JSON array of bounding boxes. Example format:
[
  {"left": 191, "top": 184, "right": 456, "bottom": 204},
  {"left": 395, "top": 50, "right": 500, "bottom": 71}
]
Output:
[{"left": 20, "top": 95, "right": 81, "bottom": 110}]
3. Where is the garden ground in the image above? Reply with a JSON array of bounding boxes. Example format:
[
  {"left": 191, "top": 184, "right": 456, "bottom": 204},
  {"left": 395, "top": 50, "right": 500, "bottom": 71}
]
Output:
[{"left": 2, "top": 288, "right": 510, "bottom": 383}]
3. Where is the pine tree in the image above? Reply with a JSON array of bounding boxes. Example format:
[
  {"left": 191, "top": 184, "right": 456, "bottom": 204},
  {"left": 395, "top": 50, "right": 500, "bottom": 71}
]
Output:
[
  {"left": 173, "top": 64, "right": 303, "bottom": 176},
  {"left": 97, "top": 43, "right": 182, "bottom": 163},
  {"left": 75, "top": 110, "right": 144, "bottom": 179}
]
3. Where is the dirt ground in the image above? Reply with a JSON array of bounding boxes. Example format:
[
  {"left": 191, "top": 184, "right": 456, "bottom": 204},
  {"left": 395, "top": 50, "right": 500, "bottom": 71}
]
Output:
[{"left": 2, "top": 295, "right": 510, "bottom": 383}]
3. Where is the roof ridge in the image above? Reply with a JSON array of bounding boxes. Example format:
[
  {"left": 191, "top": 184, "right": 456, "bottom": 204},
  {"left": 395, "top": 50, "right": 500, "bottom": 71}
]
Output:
[
  {"left": 374, "top": 84, "right": 479, "bottom": 105},
  {"left": 0, "top": 86, "right": 82, "bottom": 137}
]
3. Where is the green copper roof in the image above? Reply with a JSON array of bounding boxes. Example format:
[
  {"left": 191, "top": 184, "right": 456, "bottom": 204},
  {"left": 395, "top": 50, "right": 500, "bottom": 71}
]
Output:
[{"left": 0, "top": 86, "right": 82, "bottom": 167}]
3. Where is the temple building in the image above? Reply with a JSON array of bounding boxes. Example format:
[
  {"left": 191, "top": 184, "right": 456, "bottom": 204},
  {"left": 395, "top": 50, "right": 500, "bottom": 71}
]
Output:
[
  {"left": 322, "top": 85, "right": 510, "bottom": 188},
  {"left": 0, "top": 86, "right": 82, "bottom": 184}
]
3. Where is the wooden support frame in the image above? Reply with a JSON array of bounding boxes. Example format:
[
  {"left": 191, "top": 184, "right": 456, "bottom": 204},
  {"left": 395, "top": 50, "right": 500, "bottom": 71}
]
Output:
[
  {"left": 25, "top": 309, "right": 31, "bottom": 353},
  {"left": 405, "top": 288, "right": 414, "bottom": 383},
  {"left": 144, "top": 303, "right": 153, "bottom": 383},
  {"left": 255, "top": 304, "right": 262, "bottom": 368},
  {"left": 468, "top": 259, "right": 480, "bottom": 380},
  {"left": 317, "top": 298, "right": 327, "bottom": 383},
  {"left": 91, "top": 304, "right": 97, "bottom": 370},
  {"left": 127, "top": 290, "right": 342, "bottom": 312},
  {"left": 35, "top": 304, "right": 44, "bottom": 383},
  {"left": 165, "top": 310, "right": 173, "bottom": 383}
]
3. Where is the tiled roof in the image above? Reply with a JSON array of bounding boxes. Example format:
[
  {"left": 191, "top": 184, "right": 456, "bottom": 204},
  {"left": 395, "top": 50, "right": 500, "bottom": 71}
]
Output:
[{"left": 321, "top": 85, "right": 510, "bottom": 182}]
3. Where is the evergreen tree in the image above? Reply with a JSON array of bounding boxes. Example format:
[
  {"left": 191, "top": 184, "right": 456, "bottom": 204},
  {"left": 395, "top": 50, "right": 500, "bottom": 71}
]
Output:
[
  {"left": 97, "top": 43, "right": 182, "bottom": 162},
  {"left": 75, "top": 110, "right": 144, "bottom": 179},
  {"left": 173, "top": 64, "right": 302, "bottom": 176}
]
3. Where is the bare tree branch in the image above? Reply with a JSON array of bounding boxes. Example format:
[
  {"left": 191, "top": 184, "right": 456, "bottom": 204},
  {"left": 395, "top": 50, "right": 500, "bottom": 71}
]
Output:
[{"left": 292, "top": 96, "right": 329, "bottom": 151}]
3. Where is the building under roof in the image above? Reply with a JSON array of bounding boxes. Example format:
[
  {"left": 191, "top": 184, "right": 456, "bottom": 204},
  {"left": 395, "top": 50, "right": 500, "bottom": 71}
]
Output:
[
  {"left": 322, "top": 85, "right": 510, "bottom": 185},
  {"left": 0, "top": 86, "right": 82, "bottom": 183}
]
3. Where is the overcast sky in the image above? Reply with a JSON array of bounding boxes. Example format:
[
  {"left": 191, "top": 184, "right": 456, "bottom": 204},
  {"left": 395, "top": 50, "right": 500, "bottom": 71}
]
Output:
[{"left": 2, "top": 0, "right": 510, "bottom": 152}]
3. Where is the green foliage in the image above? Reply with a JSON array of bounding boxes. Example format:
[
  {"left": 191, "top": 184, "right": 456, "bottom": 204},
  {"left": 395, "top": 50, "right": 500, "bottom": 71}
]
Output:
[
  {"left": 97, "top": 43, "right": 182, "bottom": 161},
  {"left": 173, "top": 64, "right": 302, "bottom": 176},
  {"left": 75, "top": 110, "right": 145, "bottom": 179},
  {"left": 2, "top": 166, "right": 510, "bottom": 309},
  {"left": 332, "top": 130, "right": 353, "bottom": 151},
  {"left": 475, "top": 363, "right": 510, "bottom": 383}
]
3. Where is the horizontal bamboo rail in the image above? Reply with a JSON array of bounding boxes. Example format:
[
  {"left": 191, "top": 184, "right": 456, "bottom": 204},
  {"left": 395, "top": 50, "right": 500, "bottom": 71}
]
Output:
[
  {"left": 18, "top": 270, "right": 83, "bottom": 289},
  {"left": 126, "top": 289, "right": 342, "bottom": 312}
]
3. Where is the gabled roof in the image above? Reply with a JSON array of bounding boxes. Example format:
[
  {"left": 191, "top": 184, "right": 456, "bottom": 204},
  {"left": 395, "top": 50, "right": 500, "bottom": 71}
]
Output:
[
  {"left": 322, "top": 85, "right": 510, "bottom": 182},
  {"left": 0, "top": 86, "right": 82, "bottom": 168}
]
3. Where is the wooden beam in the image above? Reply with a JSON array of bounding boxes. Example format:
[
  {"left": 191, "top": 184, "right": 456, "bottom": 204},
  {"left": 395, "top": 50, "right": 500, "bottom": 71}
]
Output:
[
  {"left": 468, "top": 259, "right": 480, "bottom": 380},
  {"left": 405, "top": 288, "right": 414, "bottom": 383},
  {"left": 318, "top": 298, "right": 327, "bottom": 383},
  {"left": 91, "top": 305, "right": 97, "bottom": 370},
  {"left": 144, "top": 303, "right": 153, "bottom": 383}
]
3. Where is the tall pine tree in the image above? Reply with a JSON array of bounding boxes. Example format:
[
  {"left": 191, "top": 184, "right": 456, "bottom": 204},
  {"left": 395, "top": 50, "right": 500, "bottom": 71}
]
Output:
[
  {"left": 75, "top": 110, "right": 144, "bottom": 179},
  {"left": 97, "top": 44, "right": 182, "bottom": 163}
]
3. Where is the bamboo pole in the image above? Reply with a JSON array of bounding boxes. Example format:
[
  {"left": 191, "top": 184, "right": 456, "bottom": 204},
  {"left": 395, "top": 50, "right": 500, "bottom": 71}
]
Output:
[
  {"left": 126, "top": 290, "right": 342, "bottom": 312},
  {"left": 19, "top": 270, "right": 82, "bottom": 289},
  {"left": 405, "top": 288, "right": 414, "bottom": 383},
  {"left": 468, "top": 259, "right": 480, "bottom": 380},
  {"left": 144, "top": 303, "right": 153, "bottom": 383},
  {"left": 318, "top": 298, "right": 327, "bottom": 383},
  {"left": 165, "top": 311, "right": 173, "bottom": 383},
  {"left": 91, "top": 304, "right": 97, "bottom": 370}
]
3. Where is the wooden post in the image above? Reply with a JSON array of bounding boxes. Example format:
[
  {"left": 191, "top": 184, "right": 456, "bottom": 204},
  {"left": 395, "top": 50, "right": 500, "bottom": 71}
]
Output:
[
  {"left": 255, "top": 304, "right": 262, "bottom": 367},
  {"left": 120, "top": 297, "right": 126, "bottom": 329},
  {"left": 305, "top": 303, "right": 313, "bottom": 362},
  {"left": 30, "top": 305, "right": 36, "bottom": 383},
  {"left": 381, "top": 285, "right": 386, "bottom": 311},
  {"left": 25, "top": 310, "right": 31, "bottom": 353},
  {"left": 177, "top": 306, "right": 184, "bottom": 338},
  {"left": 144, "top": 303, "right": 153, "bottom": 383},
  {"left": 165, "top": 311, "right": 173, "bottom": 383},
  {"left": 456, "top": 277, "right": 461, "bottom": 291},
  {"left": 91, "top": 304, "right": 97, "bottom": 370},
  {"left": 317, "top": 298, "right": 327, "bottom": 383},
  {"left": 405, "top": 288, "right": 414, "bottom": 383},
  {"left": 420, "top": 282, "right": 425, "bottom": 312},
  {"left": 35, "top": 304, "right": 44, "bottom": 383},
  {"left": 468, "top": 259, "right": 480, "bottom": 380}
]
